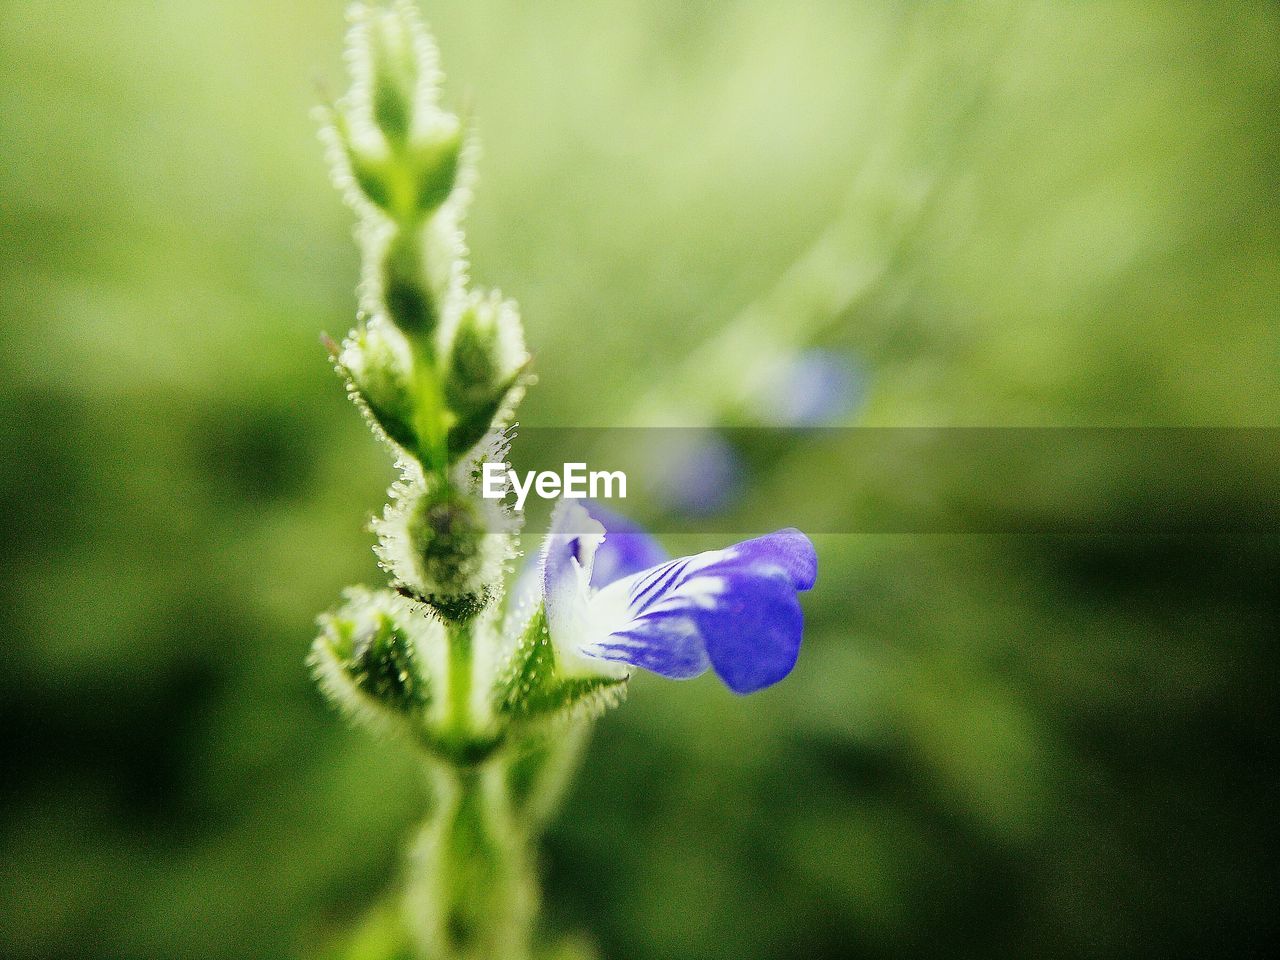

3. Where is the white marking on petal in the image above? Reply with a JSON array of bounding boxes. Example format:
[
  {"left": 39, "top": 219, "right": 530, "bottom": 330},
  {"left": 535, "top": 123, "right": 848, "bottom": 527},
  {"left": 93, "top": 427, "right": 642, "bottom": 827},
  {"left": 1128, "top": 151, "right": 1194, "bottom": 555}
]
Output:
[{"left": 543, "top": 501, "right": 628, "bottom": 680}]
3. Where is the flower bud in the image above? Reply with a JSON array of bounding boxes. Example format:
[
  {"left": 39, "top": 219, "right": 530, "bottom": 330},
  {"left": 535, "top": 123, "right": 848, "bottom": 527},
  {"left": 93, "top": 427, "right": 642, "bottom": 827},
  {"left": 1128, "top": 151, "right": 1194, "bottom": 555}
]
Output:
[
  {"left": 326, "top": 110, "right": 461, "bottom": 219},
  {"left": 326, "top": 111, "right": 395, "bottom": 211},
  {"left": 444, "top": 293, "right": 528, "bottom": 459},
  {"left": 338, "top": 3, "right": 463, "bottom": 219},
  {"left": 408, "top": 115, "right": 463, "bottom": 215},
  {"left": 340, "top": 318, "right": 418, "bottom": 451},
  {"left": 358, "top": 1, "right": 428, "bottom": 145},
  {"left": 310, "top": 588, "right": 437, "bottom": 730},
  {"left": 381, "top": 226, "right": 437, "bottom": 338},
  {"left": 374, "top": 470, "right": 511, "bottom": 622}
]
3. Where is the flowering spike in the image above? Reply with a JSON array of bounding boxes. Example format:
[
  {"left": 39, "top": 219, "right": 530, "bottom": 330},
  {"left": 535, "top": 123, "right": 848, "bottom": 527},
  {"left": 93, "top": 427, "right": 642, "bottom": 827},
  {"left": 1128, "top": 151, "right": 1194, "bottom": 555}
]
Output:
[
  {"left": 322, "top": 5, "right": 516, "bottom": 473},
  {"left": 310, "top": 6, "right": 817, "bottom": 956}
]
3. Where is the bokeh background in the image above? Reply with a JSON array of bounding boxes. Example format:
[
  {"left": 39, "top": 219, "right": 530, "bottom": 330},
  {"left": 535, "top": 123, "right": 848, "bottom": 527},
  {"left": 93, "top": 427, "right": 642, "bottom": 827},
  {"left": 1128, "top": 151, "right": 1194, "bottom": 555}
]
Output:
[{"left": 2, "top": 1, "right": 1277, "bottom": 958}]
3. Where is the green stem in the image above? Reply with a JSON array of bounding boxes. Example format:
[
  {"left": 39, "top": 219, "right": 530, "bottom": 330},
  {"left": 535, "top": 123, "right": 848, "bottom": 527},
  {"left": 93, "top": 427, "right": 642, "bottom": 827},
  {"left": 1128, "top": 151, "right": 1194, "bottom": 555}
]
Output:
[
  {"left": 407, "top": 760, "right": 535, "bottom": 960},
  {"left": 446, "top": 619, "right": 474, "bottom": 737},
  {"left": 411, "top": 338, "right": 450, "bottom": 473}
]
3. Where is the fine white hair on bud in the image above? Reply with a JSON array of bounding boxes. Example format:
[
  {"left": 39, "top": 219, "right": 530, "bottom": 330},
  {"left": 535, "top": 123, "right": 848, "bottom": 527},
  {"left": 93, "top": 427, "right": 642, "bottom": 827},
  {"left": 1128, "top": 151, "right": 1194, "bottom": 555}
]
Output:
[
  {"left": 338, "top": 315, "right": 418, "bottom": 452},
  {"left": 443, "top": 290, "right": 530, "bottom": 457},
  {"left": 421, "top": 197, "right": 473, "bottom": 344},
  {"left": 309, "top": 586, "right": 447, "bottom": 734},
  {"left": 450, "top": 291, "right": 528, "bottom": 383},
  {"left": 344, "top": 1, "right": 443, "bottom": 143},
  {"left": 373, "top": 459, "right": 516, "bottom": 621}
]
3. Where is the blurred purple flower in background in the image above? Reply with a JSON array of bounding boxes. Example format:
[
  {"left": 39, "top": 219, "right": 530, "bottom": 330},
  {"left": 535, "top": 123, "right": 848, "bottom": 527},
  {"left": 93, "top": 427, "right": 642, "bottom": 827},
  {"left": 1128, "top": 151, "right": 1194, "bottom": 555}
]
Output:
[
  {"left": 647, "top": 429, "right": 746, "bottom": 517},
  {"left": 752, "top": 348, "right": 867, "bottom": 427},
  {"left": 648, "top": 349, "right": 867, "bottom": 517}
]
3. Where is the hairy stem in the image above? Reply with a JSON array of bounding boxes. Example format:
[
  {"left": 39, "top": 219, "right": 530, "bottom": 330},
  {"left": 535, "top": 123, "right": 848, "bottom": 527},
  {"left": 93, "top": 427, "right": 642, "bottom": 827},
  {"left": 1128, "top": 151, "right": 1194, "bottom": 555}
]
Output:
[{"left": 408, "top": 760, "right": 535, "bottom": 960}]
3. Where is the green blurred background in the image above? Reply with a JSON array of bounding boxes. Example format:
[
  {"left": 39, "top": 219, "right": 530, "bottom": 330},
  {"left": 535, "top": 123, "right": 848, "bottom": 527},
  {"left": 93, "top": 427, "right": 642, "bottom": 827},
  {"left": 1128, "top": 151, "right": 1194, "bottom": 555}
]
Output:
[{"left": 1, "top": 1, "right": 1277, "bottom": 958}]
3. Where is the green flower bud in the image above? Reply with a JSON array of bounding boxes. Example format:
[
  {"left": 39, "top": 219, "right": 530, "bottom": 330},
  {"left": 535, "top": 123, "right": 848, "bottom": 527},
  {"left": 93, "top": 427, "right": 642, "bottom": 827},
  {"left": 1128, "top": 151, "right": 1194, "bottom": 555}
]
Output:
[
  {"left": 348, "top": 0, "right": 436, "bottom": 146},
  {"left": 335, "top": 3, "right": 462, "bottom": 220},
  {"left": 381, "top": 226, "right": 437, "bottom": 338},
  {"left": 444, "top": 293, "right": 529, "bottom": 459},
  {"left": 325, "top": 110, "right": 395, "bottom": 211},
  {"left": 324, "top": 109, "right": 460, "bottom": 219},
  {"left": 374, "top": 468, "right": 512, "bottom": 622},
  {"left": 339, "top": 318, "right": 418, "bottom": 452},
  {"left": 367, "top": 7, "right": 418, "bottom": 143},
  {"left": 310, "top": 587, "right": 438, "bottom": 731},
  {"left": 407, "top": 115, "right": 462, "bottom": 215}
]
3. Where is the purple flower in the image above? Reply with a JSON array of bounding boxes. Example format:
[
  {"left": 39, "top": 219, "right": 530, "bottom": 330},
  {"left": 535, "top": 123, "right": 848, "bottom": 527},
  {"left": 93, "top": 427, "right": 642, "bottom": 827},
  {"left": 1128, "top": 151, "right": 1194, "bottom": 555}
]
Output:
[
  {"left": 649, "top": 429, "right": 745, "bottom": 517},
  {"left": 539, "top": 501, "right": 817, "bottom": 694},
  {"left": 753, "top": 348, "right": 867, "bottom": 427}
]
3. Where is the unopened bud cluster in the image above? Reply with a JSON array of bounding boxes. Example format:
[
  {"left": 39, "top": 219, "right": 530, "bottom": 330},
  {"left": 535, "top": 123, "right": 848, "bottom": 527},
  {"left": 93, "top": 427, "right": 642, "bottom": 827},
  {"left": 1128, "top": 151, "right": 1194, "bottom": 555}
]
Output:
[{"left": 322, "top": 1, "right": 528, "bottom": 625}]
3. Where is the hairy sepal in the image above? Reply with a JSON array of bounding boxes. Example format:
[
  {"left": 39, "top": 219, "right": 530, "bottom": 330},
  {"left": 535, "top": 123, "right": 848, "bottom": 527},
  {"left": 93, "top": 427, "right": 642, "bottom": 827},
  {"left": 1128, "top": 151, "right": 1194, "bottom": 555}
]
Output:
[
  {"left": 495, "top": 605, "right": 628, "bottom": 724},
  {"left": 309, "top": 587, "right": 439, "bottom": 735}
]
